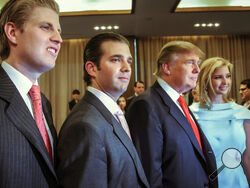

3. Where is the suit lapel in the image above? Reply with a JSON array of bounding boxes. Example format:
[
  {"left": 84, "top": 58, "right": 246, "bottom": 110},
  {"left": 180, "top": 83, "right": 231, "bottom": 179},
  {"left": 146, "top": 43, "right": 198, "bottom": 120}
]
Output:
[
  {"left": 41, "top": 94, "right": 58, "bottom": 165},
  {"left": 41, "top": 95, "right": 57, "bottom": 146},
  {"left": 84, "top": 91, "right": 149, "bottom": 187},
  {"left": 153, "top": 82, "right": 205, "bottom": 161},
  {"left": 0, "top": 67, "right": 56, "bottom": 177}
]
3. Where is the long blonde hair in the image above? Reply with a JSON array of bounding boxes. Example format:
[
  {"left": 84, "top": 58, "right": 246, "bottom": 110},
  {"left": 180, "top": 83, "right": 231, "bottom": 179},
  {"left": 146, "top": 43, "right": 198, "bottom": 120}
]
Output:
[{"left": 198, "top": 57, "right": 233, "bottom": 108}]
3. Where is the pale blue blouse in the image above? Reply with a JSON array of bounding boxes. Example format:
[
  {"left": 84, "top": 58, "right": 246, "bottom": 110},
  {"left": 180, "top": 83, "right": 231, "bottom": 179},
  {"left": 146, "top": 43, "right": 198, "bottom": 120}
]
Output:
[{"left": 190, "top": 102, "right": 250, "bottom": 188}]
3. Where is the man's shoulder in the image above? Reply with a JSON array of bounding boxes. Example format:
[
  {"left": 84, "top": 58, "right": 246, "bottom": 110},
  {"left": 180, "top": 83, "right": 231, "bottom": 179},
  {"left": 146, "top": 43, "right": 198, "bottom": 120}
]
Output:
[
  {"left": 127, "top": 95, "right": 135, "bottom": 101},
  {"left": 69, "top": 99, "right": 75, "bottom": 105}
]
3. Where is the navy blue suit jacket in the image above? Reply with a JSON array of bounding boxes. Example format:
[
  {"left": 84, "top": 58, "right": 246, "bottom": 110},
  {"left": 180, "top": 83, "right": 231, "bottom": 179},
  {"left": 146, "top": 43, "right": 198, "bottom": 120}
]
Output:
[
  {"left": 126, "top": 81, "right": 218, "bottom": 188},
  {"left": 57, "top": 91, "right": 149, "bottom": 188},
  {"left": 0, "top": 66, "right": 58, "bottom": 187}
]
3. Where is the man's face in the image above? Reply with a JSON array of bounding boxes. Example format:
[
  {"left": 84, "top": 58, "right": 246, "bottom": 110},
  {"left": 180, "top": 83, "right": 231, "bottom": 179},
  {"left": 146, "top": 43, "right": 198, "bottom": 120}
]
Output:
[
  {"left": 14, "top": 6, "right": 62, "bottom": 78},
  {"left": 134, "top": 82, "right": 144, "bottom": 95},
  {"left": 167, "top": 52, "right": 200, "bottom": 94},
  {"left": 240, "top": 84, "right": 250, "bottom": 102},
  {"left": 94, "top": 41, "right": 132, "bottom": 99},
  {"left": 73, "top": 94, "right": 80, "bottom": 100}
]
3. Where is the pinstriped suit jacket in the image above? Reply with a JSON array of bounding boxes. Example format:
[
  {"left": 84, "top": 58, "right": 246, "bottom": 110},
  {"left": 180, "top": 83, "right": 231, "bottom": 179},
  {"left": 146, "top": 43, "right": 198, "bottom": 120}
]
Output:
[{"left": 0, "top": 66, "right": 58, "bottom": 188}]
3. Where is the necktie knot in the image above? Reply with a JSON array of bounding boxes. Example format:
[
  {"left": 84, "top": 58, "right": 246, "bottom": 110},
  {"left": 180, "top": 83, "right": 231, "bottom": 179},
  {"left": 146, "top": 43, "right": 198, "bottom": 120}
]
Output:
[
  {"left": 29, "top": 85, "right": 41, "bottom": 101},
  {"left": 115, "top": 111, "right": 123, "bottom": 117},
  {"left": 177, "top": 95, "right": 186, "bottom": 106},
  {"left": 115, "top": 111, "right": 131, "bottom": 139}
]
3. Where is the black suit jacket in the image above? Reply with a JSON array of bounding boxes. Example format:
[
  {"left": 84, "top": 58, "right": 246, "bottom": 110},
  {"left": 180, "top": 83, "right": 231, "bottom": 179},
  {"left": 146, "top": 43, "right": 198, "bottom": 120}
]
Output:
[
  {"left": 0, "top": 66, "right": 58, "bottom": 188},
  {"left": 57, "top": 91, "right": 149, "bottom": 188},
  {"left": 126, "top": 81, "right": 218, "bottom": 188},
  {"left": 126, "top": 94, "right": 136, "bottom": 109},
  {"left": 68, "top": 99, "right": 77, "bottom": 111}
]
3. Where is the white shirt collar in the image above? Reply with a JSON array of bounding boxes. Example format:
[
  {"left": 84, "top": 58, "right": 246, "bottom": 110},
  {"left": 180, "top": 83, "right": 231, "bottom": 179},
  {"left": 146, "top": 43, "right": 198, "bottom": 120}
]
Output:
[
  {"left": 1, "top": 61, "right": 38, "bottom": 98},
  {"left": 87, "top": 86, "right": 123, "bottom": 115},
  {"left": 157, "top": 77, "right": 180, "bottom": 103}
]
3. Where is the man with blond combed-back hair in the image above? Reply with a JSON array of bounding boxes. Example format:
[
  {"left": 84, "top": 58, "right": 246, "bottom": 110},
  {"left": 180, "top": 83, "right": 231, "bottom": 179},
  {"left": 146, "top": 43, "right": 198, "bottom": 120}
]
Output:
[
  {"left": 127, "top": 41, "right": 218, "bottom": 188},
  {"left": 0, "top": 0, "right": 62, "bottom": 187}
]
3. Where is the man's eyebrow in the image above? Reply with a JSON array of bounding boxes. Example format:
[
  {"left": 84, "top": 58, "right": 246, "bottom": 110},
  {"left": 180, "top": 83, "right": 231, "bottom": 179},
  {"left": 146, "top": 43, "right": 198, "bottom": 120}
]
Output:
[
  {"left": 110, "top": 54, "right": 123, "bottom": 58},
  {"left": 110, "top": 54, "right": 132, "bottom": 59},
  {"left": 41, "top": 21, "right": 62, "bottom": 34}
]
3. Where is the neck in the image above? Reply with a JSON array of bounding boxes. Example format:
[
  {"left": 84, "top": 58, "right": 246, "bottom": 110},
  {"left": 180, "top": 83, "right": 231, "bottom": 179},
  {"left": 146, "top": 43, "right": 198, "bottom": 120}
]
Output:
[
  {"left": 209, "top": 94, "right": 225, "bottom": 104},
  {"left": 91, "top": 81, "right": 119, "bottom": 101},
  {"left": 5, "top": 57, "right": 40, "bottom": 83}
]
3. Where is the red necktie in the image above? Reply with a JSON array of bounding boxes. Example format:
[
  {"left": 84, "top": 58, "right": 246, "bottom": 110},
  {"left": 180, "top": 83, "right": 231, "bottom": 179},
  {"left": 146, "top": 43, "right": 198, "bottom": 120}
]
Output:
[
  {"left": 178, "top": 95, "right": 202, "bottom": 150},
  {"left": 115, "top": 111, "right": 132, "bottom": 140},
  {"left": 29, "top": 85, "right": 53, "bottom": 162}
]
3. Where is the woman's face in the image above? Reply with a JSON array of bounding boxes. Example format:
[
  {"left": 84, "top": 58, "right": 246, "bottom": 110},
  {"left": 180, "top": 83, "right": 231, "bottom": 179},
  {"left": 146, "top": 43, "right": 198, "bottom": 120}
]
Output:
[
  {"left": 118, "top": 97, "right": 126, "bottom": 109},
  {"left": 209, "top": 65, "right": 232, "bottom": 97}
]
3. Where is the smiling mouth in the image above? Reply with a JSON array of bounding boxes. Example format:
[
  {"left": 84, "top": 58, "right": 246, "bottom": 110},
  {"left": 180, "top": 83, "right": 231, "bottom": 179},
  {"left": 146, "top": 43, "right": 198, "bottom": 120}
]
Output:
[
  {"left": 47, "top": 47, "right": 58, "bottom": 57},
  {"left": 219, "top": 87, "right": 228, "bottom": 90}
]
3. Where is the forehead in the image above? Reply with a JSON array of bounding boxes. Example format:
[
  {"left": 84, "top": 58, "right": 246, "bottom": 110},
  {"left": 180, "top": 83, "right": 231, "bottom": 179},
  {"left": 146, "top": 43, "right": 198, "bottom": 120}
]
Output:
[
  {"left": 136, "top": 83, "right": 144, "bottom": 87},
  {"left": 173, "top": 52, "right": 199, "bottom": 62},
  {"left": 26, "top": 6, "right": 61, "bottom": 30},
  {"left": 213, "top": 65, "right": 230, "bottom": 74},
  {"left": 240, "top": 84, "right": 247, "bottom": 88},
  {"left": 101, "top": 40, "right": 131, "bottom": 55}
]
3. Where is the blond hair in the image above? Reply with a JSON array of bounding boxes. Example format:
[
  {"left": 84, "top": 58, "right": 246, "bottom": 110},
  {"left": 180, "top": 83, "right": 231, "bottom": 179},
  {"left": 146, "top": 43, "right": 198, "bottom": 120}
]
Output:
[
  {"left": 0, "top": 0, "right": 59, "bottom": 60},
  {"left": 198, "top": 57, "right": 233, "bottom": 108},
  {"left": 154, "top": 41, "right": 204, "bottom": 76}
]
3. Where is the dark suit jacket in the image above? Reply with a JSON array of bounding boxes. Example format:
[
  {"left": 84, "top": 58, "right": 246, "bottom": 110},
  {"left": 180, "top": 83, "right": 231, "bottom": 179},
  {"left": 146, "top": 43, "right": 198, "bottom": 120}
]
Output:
[
  {"left": 0, "top": 66, "right": 58, "bottom": 188},
  {"left": 68, "top": 99, "right": 77, "bottom": 111},
  {"left": 126, "top": 81, "right": 218, "bottom": 188},
  {"left": 57, "top": 91, "right": 149, "bottom": 188},
  {"left": 126, "top": 94, "right": 136, "bottom": 109}
]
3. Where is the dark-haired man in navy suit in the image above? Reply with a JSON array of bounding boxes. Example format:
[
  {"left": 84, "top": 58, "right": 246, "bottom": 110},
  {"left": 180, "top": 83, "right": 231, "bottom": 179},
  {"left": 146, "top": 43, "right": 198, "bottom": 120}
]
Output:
[
  {"left": 0, "top": 0, "right": 62, "bottom": 187},
  {"left": 126, "top": 41, "right": 218, "bottom": 188}
]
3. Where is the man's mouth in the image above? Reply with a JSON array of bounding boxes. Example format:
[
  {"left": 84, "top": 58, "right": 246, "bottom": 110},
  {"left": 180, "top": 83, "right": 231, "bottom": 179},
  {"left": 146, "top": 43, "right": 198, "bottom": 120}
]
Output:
[
  {"left": 47, "top": 47, "right": 58, "bottom": 57},
  {"left": 118, "top": 76, "right": 129, "bottom": 82}
]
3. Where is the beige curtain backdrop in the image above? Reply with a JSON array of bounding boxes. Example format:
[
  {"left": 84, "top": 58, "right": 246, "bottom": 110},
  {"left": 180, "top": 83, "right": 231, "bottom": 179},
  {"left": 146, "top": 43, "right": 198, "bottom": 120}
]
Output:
[
  {"left": 40, "top": 39, "right": 87, "bottom": 132},
  {"left": 39, "top": 35, "right": 250, "bottom": 133}
]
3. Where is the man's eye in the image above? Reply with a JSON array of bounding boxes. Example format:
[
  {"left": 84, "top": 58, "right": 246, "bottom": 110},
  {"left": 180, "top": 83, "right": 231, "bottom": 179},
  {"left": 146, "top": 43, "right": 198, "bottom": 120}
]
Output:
[
  {"left": 111, "top": 58, "right": 120, "bottom": 62},
  {"left": 41, "top": 25, "right": 50, "bottom": 30},
  {"left": 127, "top": 60, "right": 133, "bottom": 65}
]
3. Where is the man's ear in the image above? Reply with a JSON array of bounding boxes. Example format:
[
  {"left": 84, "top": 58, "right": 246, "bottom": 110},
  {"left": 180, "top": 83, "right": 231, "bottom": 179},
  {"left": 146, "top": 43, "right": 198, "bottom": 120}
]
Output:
[
  {"left": 85, "top": 61, "right": 97, "bottom": 78},
  {"left": 162, "top": 62, "right": 171, "bottom": 75},
  {"left": 4, "top": 22, "right": 19, "bottom": 45},
  {"left": 133, "top": 86, "right": 137, "bottom": 92}
]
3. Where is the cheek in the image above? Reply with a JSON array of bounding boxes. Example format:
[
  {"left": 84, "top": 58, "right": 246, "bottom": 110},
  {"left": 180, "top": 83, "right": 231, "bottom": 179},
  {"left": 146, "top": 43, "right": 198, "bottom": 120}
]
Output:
[{"left": 211, "top": 80, "right": 218, "bottom": 89}]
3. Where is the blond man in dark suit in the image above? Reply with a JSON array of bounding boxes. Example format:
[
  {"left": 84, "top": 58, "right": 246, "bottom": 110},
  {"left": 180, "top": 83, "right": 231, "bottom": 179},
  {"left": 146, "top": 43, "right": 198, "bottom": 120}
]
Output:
[{"left": 0, "top": 0, "right": 62, "bottom": 187}]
